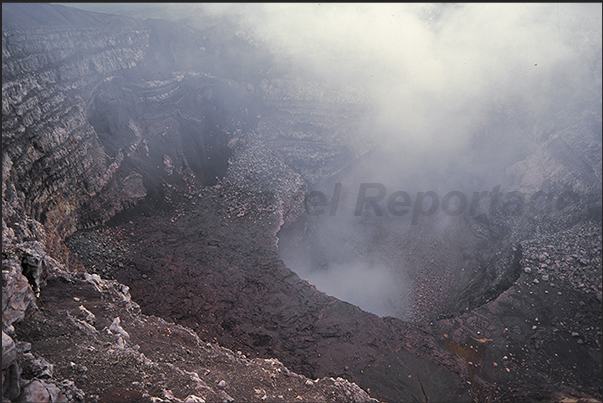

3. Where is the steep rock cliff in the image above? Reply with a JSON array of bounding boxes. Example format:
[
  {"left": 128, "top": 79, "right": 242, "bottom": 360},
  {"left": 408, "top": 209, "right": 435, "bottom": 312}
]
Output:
[
  {"left": 3, "top": 3, "right": 601, "bottom": 403},
  {"left": 2, "top": 4, "right": 377, "bottom": 402}
]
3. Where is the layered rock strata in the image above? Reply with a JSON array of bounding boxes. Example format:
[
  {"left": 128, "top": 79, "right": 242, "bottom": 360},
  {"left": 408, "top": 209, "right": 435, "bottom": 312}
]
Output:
[{"left": 3, "top": 3, "right": 601, "bottom": 403}]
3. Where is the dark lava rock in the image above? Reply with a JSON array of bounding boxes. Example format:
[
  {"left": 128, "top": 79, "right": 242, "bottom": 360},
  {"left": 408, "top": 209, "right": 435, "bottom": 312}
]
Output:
[
  {"left": 12, "top": 270, "right": 377, "bottom": 403},
  {"left": 67, "top": 185, "right": 473, "bottom": 403},
  {"left": 3, "top": 3, "right": 602, "bottom": 403}
]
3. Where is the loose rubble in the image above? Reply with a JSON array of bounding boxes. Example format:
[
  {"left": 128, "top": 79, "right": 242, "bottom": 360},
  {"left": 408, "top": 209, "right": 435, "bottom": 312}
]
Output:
[{"left": 3, "top": 3, "right": 601, "bottom": 403}]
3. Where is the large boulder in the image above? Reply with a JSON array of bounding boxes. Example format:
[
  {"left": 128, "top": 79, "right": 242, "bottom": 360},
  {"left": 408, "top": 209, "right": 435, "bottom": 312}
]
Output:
[{"left": 2, "top": 332, "right": 21, "bottom": 400}]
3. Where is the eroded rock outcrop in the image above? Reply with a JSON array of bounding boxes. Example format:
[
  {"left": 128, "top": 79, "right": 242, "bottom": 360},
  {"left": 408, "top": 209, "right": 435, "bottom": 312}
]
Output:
[
  {"left": 3, "top": 3, "right": 379, "bottom": 402},
  {"left": 12, "top": 266, "right": 378, "bottom": 403}
]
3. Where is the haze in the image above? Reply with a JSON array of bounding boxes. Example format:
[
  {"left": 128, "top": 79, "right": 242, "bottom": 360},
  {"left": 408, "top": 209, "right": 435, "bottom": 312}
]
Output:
[{"left": 64, "top": 3, "right": 602, "bottom": 318}]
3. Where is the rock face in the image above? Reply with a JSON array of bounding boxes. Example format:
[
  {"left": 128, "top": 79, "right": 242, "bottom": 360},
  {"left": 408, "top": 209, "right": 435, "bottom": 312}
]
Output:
[
  {"left": 12, "top": 270, "right": 377, "bottom": 403},
  {"left": 3, "top": 3, "right": 377, "bottom": 402},
  {"left": 3, "top": 3, "right": 602, "bottom": 403}
]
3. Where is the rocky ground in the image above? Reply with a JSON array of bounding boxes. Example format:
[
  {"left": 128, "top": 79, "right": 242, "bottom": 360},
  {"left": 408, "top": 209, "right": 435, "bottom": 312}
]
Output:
[
  {"left": 1, "top": 4, "right": 380, "bottom": 401},
  {"left": 65, "top": 181, "right": 473, "bottom": 403},
  {"left": 65, "top": 176, "right": 602, "bottom": 403},
  {"left": 433, "top": 221, "right": 602, "bottom": 401},
  {"left": 4, "top": 257, "right": 378, "bottom": 403},
  {"left": 3, "top": 3, "right": 602, "bottom": 403},
  {"left": 14, "top": 273, "right": 377, "bottom": 403}
]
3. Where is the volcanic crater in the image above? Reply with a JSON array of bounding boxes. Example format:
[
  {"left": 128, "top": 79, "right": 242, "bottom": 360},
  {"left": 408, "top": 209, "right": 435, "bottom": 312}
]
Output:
[{"left": 3, "top": 3, "right": 602, "bottom": 403}]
